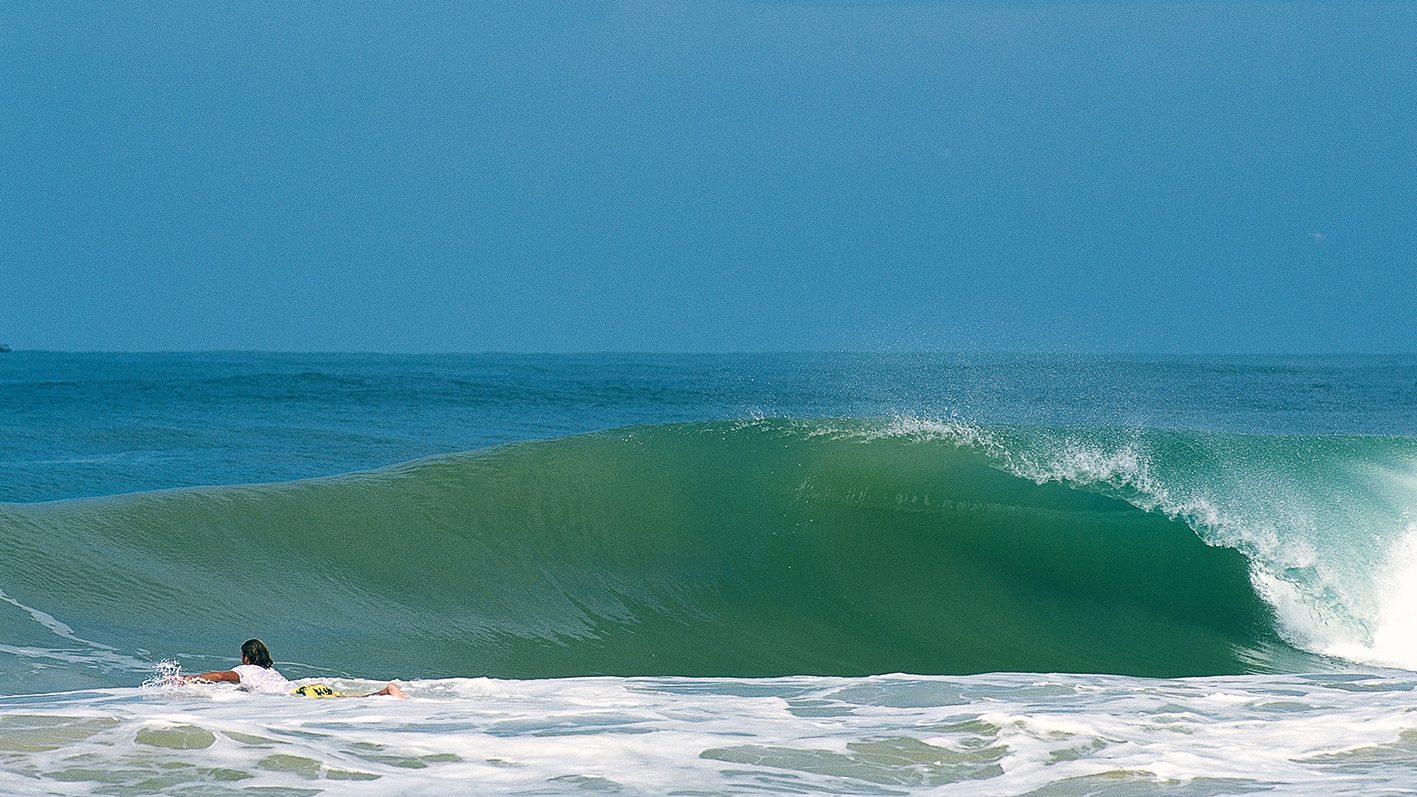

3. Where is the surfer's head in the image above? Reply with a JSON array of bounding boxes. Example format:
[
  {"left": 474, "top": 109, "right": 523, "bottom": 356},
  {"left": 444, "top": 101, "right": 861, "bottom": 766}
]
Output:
[{"left": 241, "top": 638, "right": 274, "bottom": 669}]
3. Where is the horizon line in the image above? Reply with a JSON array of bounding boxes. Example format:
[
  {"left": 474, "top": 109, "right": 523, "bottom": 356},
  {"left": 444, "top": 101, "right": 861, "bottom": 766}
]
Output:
[{"left": 3, "top": 348, "right": 1416, "bottom": 358}]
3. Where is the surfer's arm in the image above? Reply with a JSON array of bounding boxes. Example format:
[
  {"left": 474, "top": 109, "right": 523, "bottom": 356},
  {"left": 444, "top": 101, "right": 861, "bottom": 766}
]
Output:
[{"left": 185, "top": 670, "right": 241, "bottom": 684}]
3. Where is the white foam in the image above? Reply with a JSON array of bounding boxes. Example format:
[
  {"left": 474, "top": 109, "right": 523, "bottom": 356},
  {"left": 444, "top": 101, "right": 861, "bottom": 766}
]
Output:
[
  {"left": 1322, "top": 522, "right": 1417, "bottom": 669},
  {"left": 5, "top": 672, "right": 1417, "bottom": 795}
]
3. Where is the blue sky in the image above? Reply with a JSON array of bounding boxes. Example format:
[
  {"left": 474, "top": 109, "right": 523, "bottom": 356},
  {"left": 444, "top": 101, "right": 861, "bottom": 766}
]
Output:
[{"left": 3, "top": 1, "right": 1413, "bottom": 352}]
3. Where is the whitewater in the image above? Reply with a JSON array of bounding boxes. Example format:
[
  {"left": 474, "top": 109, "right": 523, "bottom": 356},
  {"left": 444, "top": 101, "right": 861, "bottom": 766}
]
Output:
[{"left": 3, "top": 352, "right": 1417, "bottom": 795}]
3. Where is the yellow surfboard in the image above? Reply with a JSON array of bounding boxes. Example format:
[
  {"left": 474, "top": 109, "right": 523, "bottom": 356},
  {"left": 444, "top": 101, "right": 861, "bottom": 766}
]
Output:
[{"left": 292, "top": 684, "right": 355, "bottom": 699}]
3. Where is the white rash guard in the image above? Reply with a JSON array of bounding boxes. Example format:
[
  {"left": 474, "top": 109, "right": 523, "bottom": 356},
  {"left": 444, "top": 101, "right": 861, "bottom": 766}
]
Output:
[{"left": 231, "top": 664, "right": 293, "bottom": 694}]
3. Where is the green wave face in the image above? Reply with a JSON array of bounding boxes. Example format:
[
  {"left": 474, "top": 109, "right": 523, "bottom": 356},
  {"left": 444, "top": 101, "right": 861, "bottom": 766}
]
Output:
[{"left": 0, "top": 421, "right": 1313, "bottom": 684}]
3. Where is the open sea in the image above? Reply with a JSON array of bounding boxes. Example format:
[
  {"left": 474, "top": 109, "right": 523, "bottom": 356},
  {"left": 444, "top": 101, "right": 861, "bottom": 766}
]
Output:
[{"left": 3, "top": 351, "right": 1417, "bottom": 796}]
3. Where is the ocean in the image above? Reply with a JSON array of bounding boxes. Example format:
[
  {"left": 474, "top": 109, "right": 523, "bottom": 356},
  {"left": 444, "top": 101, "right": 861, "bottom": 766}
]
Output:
[{"left": 2, "top": 352, "right": 1416, "bottom": 795}]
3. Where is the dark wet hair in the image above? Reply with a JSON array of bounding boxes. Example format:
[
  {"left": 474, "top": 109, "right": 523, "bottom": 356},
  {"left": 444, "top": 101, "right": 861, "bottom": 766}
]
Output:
[{"left": 241, "top": 638, "right": 274, "bottom": 669}]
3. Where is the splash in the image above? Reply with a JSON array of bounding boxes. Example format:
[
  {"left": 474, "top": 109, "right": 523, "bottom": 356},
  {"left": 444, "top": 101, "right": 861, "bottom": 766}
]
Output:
[{"left": 140, "top": 659, "right": 187, "bottom": 691}]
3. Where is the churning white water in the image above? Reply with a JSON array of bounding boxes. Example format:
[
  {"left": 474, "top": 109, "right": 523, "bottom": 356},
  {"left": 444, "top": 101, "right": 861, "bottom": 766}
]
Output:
[{"left": 2, "top": 669, "right": 1417, "bottom": 796}]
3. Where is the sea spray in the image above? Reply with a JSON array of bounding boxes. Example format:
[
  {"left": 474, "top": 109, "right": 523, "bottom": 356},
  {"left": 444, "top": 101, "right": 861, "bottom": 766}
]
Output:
[
  {"left": 140, "top": 659, "right": 187, "bottom": 691},
  {"left": 1328, "top": 521, "right": 1417, "bottom": 668}
]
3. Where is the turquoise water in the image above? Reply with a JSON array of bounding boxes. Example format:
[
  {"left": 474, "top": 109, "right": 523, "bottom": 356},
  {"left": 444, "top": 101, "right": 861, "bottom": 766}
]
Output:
[
  {"left": 2, "top": 352, "right": 1416, "bottom": 794},
  {"left": 6, "top": 352, "right": 1412, "bottom": 503}
]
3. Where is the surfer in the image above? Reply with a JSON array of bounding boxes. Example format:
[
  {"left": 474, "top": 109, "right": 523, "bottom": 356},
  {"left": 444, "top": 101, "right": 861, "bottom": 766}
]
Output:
[{"left": 184, "top": 638, "right": 408, "bottom": 699}]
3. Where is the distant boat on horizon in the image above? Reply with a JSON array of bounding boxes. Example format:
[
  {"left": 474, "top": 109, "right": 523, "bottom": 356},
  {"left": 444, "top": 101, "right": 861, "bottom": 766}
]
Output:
[{"left": 0, "top": 344, "right": 11, "bottom": 353}]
